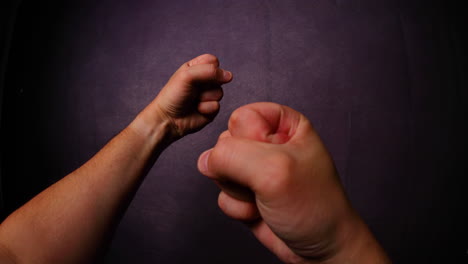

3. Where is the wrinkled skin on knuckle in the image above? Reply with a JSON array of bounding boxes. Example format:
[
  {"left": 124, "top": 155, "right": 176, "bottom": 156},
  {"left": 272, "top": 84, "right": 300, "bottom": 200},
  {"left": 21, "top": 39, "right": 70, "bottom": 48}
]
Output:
[
  {"left": 206, "top": 55, "right": 219, "bottom": 67},
  {"left": 217, "top": 192, "right": 257, "bottom": 221},
  {"left": 256, "top": 151, "right": 296, "bottom": 198},
  {"left": 177, "top": 70, "right": 193, "bottom": 86},
  {"left": 206, "top": 64, "right": 219, "bottom": 81},
  {"left": 229, "top": 106, "right": 243, "bottom": 123},
  {"left": 227, "top": 107, "right": 249, "bottom": 130},
  {"left": 216, "top": 88, "right": 224, "bottom": 100}
]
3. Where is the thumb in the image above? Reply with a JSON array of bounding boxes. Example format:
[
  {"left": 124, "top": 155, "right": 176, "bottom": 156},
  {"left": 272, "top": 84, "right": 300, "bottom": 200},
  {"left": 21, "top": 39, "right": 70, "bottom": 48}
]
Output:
[
  {"left": 228, "top": 102, "right": 302, "bottom": 144},
  {"left": 197, "top": 136, "right": 277, "bottom": 194}
]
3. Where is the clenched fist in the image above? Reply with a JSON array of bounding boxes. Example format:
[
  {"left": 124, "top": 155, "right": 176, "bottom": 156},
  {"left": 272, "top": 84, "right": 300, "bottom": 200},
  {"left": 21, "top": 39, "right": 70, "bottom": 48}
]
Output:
[
  {"left": 136, "top": 54, "right": 232, "bottom": 141},
  {"left": 198, "top": 103, "right": 390, "bottom": 264}
]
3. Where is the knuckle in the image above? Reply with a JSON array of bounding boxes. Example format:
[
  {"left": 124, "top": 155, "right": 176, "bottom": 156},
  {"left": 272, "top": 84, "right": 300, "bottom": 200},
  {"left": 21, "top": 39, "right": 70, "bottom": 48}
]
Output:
[
  {"left": 208, "top": 54, "right": 219, "bottom": 65},
  {"left": 178, "top": 70, "right": 191, "bottom": 83},
  {"left": 230, "top": 107, "right": 242, "bottom": 121},
  {"left": 204, "top": 64, "right": 218, "bottom": 79},
  {"left": 202, "top": 53, "right": 219, "bottom": 63},
  {"left": 258, "top": 151, "right": 296, "bottom": 195},
  {"left": 217, "top": 192, "right": 227, "bottom": 209},
  {"left": 216, "top": 88, "right": 224, "bottom": 100},
  {"left": 228, "top": 107, "right": 247, "bottom": 128},
  {"left": 209, "top": 137, "right": 234, "bottom": 171},
  {"left": 218, "top": 130, "right": 231, "bottom": 140}
]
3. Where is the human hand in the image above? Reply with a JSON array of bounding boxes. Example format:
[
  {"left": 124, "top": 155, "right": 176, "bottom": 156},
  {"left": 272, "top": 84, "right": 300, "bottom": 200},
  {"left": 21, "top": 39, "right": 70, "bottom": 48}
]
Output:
[
  {"left": 197, "top": 102, "right": 390, "bottom": 263},
  {"left": 151, "top": 54, "right": 232, "bottom": 139}
]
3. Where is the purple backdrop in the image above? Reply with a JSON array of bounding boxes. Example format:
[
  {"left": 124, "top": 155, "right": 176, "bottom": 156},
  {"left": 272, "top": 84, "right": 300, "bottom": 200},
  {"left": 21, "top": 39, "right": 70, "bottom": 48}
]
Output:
[{"left": 1, "top": 0, "right": 466, "bottom": 263}]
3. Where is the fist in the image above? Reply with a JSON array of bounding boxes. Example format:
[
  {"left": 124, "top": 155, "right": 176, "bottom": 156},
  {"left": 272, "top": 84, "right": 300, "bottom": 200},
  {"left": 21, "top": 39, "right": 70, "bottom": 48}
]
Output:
[
  {"left": 153, "top": 54, "right": 232, "bottom": 138},
  {"left": 198, "top": 103, "right": 378, "bottom": 263}
]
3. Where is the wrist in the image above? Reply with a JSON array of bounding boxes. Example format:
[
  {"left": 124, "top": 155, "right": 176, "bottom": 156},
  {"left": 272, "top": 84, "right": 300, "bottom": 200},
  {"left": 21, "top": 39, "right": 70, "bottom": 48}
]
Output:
[
  {"left": 128, "top": 103, "right": 175, "bottom": 150},
  {"left": 323, "top": 209, "right": 391, "bottom": 264}
]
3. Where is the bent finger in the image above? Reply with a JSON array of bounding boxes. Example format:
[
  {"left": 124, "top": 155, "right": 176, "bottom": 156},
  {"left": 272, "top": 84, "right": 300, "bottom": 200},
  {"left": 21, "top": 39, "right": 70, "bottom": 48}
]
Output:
[
  {"left": 200, "top": 87, "right": 223, "bottom": 102},
  {"left": 180, "top": 54, "right": 220, "bottom": 71},
  {"left": 229, "top": 102, "right": 302, "bottom": 144},
  {"left": 218, "top": 191, "right": 260, "bottom": 222},
  {"left": 215, "top": 179, "right": 255, "bottom": 203},
  {"left": 183, "top": 64, "right": 232, "bottom": 84},
  {"left": 218, "top": 130, "right": 231, "bottom": 140},
  {"left": 197, "top": 137, "right": 272, "bottom": 191},
  {"left": 197, "top": 101, "right": 220, "bottom": 115}
]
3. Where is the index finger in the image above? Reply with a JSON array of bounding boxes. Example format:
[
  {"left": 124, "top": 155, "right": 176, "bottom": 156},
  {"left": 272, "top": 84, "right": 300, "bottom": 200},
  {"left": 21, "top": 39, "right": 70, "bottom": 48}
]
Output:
[
  {"left": 186, "top": 54, "right": 220, "bottom": 68},
  {"left": 175, "top": 63, "right": 232, "bottom": 86}
]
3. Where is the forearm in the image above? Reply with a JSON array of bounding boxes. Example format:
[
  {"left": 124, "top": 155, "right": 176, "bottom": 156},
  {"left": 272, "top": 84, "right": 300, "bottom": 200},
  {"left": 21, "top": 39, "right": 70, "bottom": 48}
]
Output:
[
  {"left": 0, "top": 53, "right": 230, "bottom": 264},
  {"left": 0, "top": 102, "right": 170, "bottom": 264},
  {"left": 321, "top": 209, "right": 391, "bottom": 264}
]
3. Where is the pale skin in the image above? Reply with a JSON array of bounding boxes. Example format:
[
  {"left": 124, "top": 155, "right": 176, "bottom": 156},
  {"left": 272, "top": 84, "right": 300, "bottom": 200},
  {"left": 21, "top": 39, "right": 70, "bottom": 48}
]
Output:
[
  {"left": 197, "top": 102, "right": 391, "bottom": 263},
  {"left": 0, "top": 54, "right": 390, "bottom": 263},
  {"left": 0, "top": 54, "right": 232, "bottom": 264}
]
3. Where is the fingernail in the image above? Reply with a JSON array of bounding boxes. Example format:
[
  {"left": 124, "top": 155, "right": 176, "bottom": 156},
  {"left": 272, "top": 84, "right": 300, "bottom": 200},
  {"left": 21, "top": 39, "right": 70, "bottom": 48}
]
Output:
[
  {"left": 223, "top": 70, "right": 232, "bottom": 81},
  {"left": 198, "top": 149, "right": 212, "bottom": 173}
]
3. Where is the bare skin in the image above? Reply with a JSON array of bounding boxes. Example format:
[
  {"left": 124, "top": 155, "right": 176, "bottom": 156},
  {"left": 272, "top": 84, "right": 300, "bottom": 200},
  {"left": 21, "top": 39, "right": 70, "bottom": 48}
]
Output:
[
  {"left": 0, "top": 54, "right": 389, "bottom": 264},
  {"left": 197, "top": 102, "right": 391, "bottom": 264},
  {"left": 0, "top": 54, "right": 232, "bottom": 264}
]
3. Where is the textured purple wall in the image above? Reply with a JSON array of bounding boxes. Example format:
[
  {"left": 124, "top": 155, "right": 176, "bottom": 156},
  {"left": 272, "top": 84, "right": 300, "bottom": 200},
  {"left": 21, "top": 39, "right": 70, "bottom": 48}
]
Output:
[{"left": 2, "top": 0, "right": 466, "bottom": 263}]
